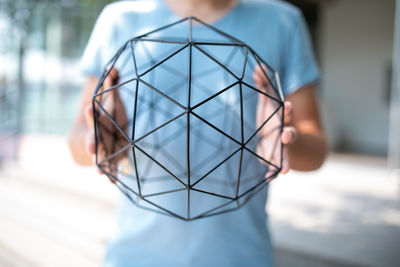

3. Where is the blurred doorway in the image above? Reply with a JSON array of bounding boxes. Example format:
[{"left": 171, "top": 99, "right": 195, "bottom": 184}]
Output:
[{"left": 288, "top": 0, "right": 396, "bottom": 156}]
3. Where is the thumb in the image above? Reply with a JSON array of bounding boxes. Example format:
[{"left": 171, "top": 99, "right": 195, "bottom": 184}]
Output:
[
  {"left": 104, "top": 67, "right": 119, "bottom": 89},
  {"left": 86, "top": 130, "right": 95, "bottom": 155},
  {"left": 281, "top": 146, "right": 290, "bottom": 174},
  {"left": 84, "top": 105, "right": 95, "bottom": 155}
]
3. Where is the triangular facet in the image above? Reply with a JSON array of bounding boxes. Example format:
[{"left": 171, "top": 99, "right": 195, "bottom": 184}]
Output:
[
  {"left": 195, "top": 44, "right": 246, "bottom": 79},
  {"left": 96, "top": 137, "right": 131, "bottom": 182},
  {"left": 244, "top": 104, "right": 283, "bottom": 172},
  {"left": 252, "top": 52, "right": 281, "bottom": 98},
  {"left": 134, "top": 142, "right": 187, "bottom": 196},
  {"left": 192, "top": 83, "right": 242, "bottom": 143},
  {"left": 242, "top": 51, "right": 281, "bottom": 102},
  {"left": 94, "top": 78, "right": 138, "bottom": 142},
  {"left": 189, "top": 188, "right": 234, "bottom": 219},
  {"left": 139, "top": 45, "right": 190, "bottom": 107},
  {"left": 143, "top": 189, "right": 188, "bottom": 219},
  {"left": 241, "top": 82, "right": 282, "bottom": 143},
  {"left": 235, "top": 180, "right": 269, "bottom": 207},
  {"left": 135, "top": 114, "right": 188, "bottom": 186},
  {"left": 133, "top": 40, "right": 188, "bottom": 78},
  {"left": 190, "top": 45, "right": 239, "bottom": 107},
  {"left": 191, "top": 148, "right": 241, "bottom": 199},
  {"left": 113, "top": 152, "right": 140, "bottom": 195},
  {"left": 112, "top": 42, "right": 137, "bottom": 84},
  {"left": 134, "top": 80, "right": 186, "bottom": 142},
  {"left": 237, "top": 148, "right": 270, "bottom": 197}
]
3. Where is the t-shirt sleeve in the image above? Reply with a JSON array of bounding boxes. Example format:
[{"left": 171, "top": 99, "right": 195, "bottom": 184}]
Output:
[
  {"left": 80, "top": 6, "right": 116, "bottom": 77},
  {"left": 280, "top": 10, "right": 320, "bottom": 96}
]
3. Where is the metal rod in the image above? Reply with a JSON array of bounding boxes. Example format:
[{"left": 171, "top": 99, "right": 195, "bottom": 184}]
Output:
[
  {"left": 139, "top": 44, "right": 189, "bottom": 78},
  {"left": 187, "top": 21, "right": 193, "bottom": 218}
]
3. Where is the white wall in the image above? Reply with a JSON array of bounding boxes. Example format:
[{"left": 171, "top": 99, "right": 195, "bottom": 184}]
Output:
[{"left": 318, "top": 0, "right": 395, "bottom": 155}]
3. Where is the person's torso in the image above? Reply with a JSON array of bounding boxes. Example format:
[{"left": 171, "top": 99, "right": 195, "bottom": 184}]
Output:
[{"left": 100, "top": 1, "right": 298, "bottom": 266}]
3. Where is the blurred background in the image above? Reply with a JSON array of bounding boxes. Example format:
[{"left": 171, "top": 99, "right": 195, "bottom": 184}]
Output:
[{"left": 0, "top": 0, "right": 399, "bottom": 266}]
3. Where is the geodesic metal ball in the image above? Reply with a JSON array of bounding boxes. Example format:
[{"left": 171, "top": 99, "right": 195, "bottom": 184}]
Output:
[{"left": 92, "top": 17, "right": 284, "bottom": 221}]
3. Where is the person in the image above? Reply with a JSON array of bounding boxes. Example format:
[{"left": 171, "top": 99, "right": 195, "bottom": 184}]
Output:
[{"left": 68, "top": 0, "right": 328, "bottom": 266}]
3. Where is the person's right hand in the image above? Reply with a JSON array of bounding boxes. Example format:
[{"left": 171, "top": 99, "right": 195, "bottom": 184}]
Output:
[
  {"left": 84, "top": 68, "right": 129, "bottom": 180},
  {"left": 253, "top": 65, "right": 297, "bottom": 179}
]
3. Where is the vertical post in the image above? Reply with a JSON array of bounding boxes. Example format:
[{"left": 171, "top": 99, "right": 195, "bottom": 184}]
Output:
[
  {"left": 15, "top": 34, "right": 26, "bottom": 161},
  {"left": 388, "top": 0, "right": 400, "bottom": 170}
]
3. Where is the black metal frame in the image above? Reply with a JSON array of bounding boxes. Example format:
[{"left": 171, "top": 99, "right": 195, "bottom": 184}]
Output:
[{"left": 92, "top": 17, "right": 284, "bottom": 221}]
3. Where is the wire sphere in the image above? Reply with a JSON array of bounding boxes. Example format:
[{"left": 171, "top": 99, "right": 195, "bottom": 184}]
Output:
[{"left": 92, "top": 17, "right": 284, "bottom": 221}]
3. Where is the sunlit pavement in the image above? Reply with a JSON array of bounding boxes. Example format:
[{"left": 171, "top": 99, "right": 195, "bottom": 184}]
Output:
[
  {"left": 269, "top": 154, "right": 400, "bottom": 267},
  {"left": 0, "top": 135, "right": 399, "bottom": 267}
]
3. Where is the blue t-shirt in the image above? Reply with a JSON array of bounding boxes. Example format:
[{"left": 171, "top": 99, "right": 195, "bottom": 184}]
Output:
[{"left": 81, "top": 1, "right": 320, "bottom": 266}]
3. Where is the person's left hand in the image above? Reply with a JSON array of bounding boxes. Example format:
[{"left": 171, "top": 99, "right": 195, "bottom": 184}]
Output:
[
  {"left": 86, "top": 67, "right": 129, "bottom": 181},
  {"left": 253, "top": 65, "right": 297, "bottom": 177}
]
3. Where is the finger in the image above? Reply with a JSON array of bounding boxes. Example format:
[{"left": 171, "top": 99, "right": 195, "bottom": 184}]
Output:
[
  {"left": 90, "top": 154, "right": 104, "bottom": 175},
  {"left": 108, "top": 69, "right": 123, "bottom": 114},
  {"left": 253, "top": 64, "right": 268, "bottom": 81},
  {"left": 253, "top": 65, "right": 264, "bottom": 80},
  {"left": 264, "top": 168, "right": 278, "bottom": 180},
  {"left": 91, "top": 154, "right": 104, "bottom": 175},
  {"left": 284, "top": 101, "right": 293, "bottom": 125},
  {"left": 96, "top": 145, "right": 106, "bottom": 174},
  {"left": 85, "top": 105, "right": 96, "bottom": 155},
  {"left": 96, "top": 162, "right": 104, "bottom": 175},
  {"left": 281, "top": 126, "right": 297, "bottom": 145},
  {"left": 104, "top": 67, "right": 119, "bottom": 89},
  {"left": 102, "top": 68, "right": 121, "bottom": 118},
  {"left": 95, "top": 145, "right": 117, "bottom": 184},
  {"left": 109, "top": 67, "right": 119, "bottom": 85},
  {"left": 86, "top": 130, "right": 95, "bottom": 155},
  {"left": 281, "top": 146, "right": 290, "bottom": 174},
  {"left": 253, "top": 65, "right": 269, "bottom": 89},
  {"left": 264, "top": 144, "right": 290, "bottom": 178},
  {"left": 105, "top": 161, "right": 117, "bottom": 183}
]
